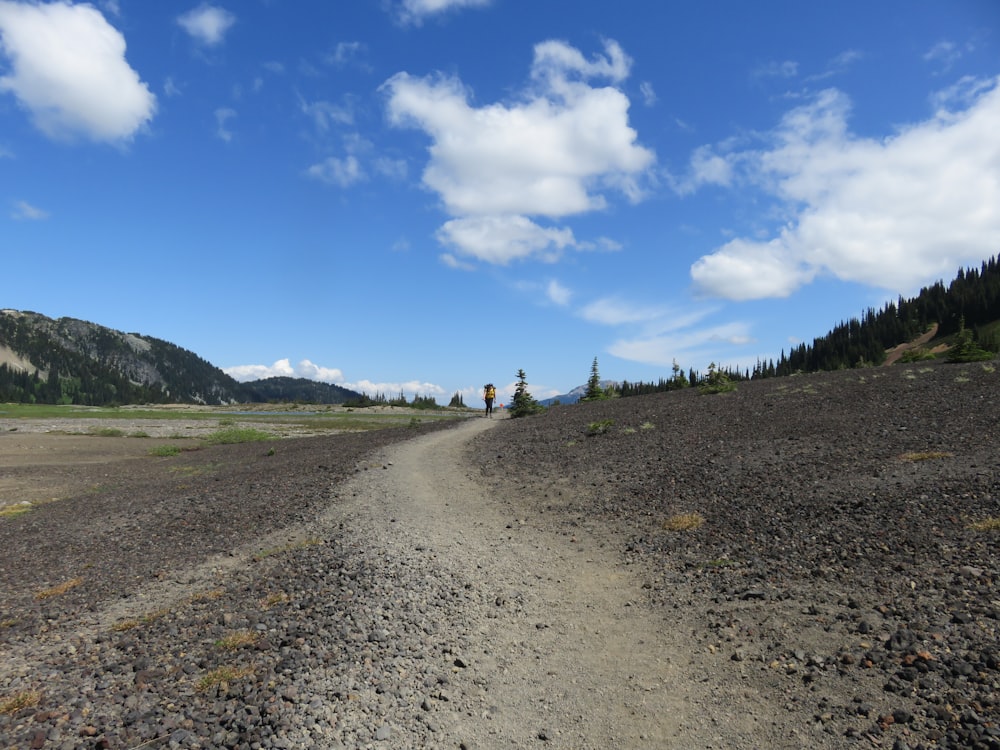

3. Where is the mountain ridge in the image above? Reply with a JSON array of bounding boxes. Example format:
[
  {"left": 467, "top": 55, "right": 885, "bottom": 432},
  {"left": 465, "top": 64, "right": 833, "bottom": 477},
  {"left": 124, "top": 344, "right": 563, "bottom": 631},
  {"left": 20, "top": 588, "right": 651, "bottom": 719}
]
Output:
[{"left": 0, "top": 309, "right": 362, "bottom": 406}]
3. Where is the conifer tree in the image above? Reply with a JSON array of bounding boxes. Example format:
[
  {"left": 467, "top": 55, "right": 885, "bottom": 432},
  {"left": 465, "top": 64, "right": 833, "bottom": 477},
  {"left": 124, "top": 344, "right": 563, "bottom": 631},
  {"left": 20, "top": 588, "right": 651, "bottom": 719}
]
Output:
[
  {"left": 581, "top": 356, "right": 605, "bottom": 402},
  {"left": 509, "top": 368, "right": 544, "bottom": 418}
]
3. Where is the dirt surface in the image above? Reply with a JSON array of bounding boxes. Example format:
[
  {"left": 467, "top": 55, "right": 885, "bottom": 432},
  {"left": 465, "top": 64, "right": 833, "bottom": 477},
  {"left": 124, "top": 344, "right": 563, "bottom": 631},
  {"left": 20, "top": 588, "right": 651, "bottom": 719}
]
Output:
[{"left": 1, "top": 361, "right": 999, "bottom": 749}]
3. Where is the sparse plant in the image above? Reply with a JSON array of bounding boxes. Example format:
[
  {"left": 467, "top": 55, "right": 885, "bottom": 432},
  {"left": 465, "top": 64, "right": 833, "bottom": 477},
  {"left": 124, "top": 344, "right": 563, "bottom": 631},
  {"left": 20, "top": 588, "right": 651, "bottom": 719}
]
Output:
[
  {"left": 622, "top": 426, "right": 636, "bottom": 434},
  {"left": 0, "top": 502, "right": 32, "bottom": 519},
  {"left": 195, "top": 665, "right": 255, "bottom": 693},
  {"left": 968, "top": 517, "right": 1000, "bottom": 532},
  {"left": 261, "top": 592, "right": 291, "bottom": 609},
  {"left": 215, "top": 630, "right": 259, "bottom": 650},
  {"left": 663, "top": 512, "right": 705, "bottom": 531},
  {"left": 586, "top": 419, "right": 614, "bottom": 436},
  {"left": 0, "top": 689, "right": 42, "bottom": 715},
  {"left": 112, "top": 609, "right": 168, "bottom": 632},
  {"left": 640, "top": 422, "right": 655, "bottom": 431},
  {"left": 34, "top": 577, "right": 83, "bottom": 600}
]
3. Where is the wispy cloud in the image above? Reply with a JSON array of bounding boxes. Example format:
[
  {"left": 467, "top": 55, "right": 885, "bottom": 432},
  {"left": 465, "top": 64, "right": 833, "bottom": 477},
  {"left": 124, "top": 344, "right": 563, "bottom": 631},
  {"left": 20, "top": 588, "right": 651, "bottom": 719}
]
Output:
[
  {"left": 11, "top": 200, "right": 48, "bottom": 220},
  {"left": 214, "top": 107, "right": 236, "bottom": 142},
  {"left": 396, "top": 0, "right": 492, "bottom": 26},
  {"left": 0, "top": 1, "right": 156, "bottom": 143}
]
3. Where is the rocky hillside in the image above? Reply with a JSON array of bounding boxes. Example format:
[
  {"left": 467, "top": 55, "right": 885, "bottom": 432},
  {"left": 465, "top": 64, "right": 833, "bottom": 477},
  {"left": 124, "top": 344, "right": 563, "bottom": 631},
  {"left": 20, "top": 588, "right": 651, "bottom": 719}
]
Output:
[{"left": 0, "top": 309, "right": 361, "bottom": 406}]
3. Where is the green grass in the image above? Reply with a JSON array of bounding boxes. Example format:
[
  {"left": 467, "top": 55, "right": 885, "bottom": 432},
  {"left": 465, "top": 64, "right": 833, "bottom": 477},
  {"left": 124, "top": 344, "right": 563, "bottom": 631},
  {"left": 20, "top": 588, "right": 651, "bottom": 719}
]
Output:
[
  {"left": 0, "top": 503, "right": 33, "bottom": 519},
  {"left": 149, "top": 444, "right": 183, "bottom": 457},
  {"left": 201, "top": 427, "right": 274, "bottom": 445}
]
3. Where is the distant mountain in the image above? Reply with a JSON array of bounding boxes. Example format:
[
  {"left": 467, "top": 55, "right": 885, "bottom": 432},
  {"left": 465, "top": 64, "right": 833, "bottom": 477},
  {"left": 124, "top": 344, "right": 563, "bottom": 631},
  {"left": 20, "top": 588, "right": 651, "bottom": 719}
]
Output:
[
  {"left": 242, "top": 376, "right": 360, "bottom": 404},
  {"left": 541, "top": 380, "right": 620, "bottom": 407},
  {"left": 0, "top": 310, "right": 362, "bottom": 406}
]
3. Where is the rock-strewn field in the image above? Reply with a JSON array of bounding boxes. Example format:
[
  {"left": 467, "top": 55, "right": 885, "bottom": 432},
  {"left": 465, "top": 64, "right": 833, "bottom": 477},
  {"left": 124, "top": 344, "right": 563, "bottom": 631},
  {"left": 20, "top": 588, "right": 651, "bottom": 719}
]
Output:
[
  {"left": 1, "top": 360, "right": 998, "bottom": 749},
  {"left": 475, "top": 361, "right": 1000, "bottom": 749}
]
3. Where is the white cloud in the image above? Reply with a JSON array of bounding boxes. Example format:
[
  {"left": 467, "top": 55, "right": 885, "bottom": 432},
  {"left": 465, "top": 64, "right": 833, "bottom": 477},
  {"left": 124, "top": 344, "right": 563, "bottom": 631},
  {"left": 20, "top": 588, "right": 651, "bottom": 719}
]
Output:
[
  {"left": 397, "top": 0, "right": 491, "bottom": 25},
  {"left": 608, "top": 321, "right": 756, "bottom": 368},
  {"left": 640, "top": 81, "right": 657, "bottom": 106},
  {"left": 579, "top": 297, "right": 670, "bottom": 326},
  {"left": 688, "top": 78, "right": 1000, "bottom": 300},
  {"left": 214, "top": 107, "right": 236, "bottom": 141},
  {"left": 306, "top": 154, "right": 364, "bottom": 187},
  {"left": 342, "top": 379, "right": 446, "bottom": 398},
  {"left": 299, "top": 95, "right": 355, "bottom": 131},
  {"left": 546, "top": 280, "right": 571, "bottom": 306},
  {"left": 436, "top": 215, "right": 575, "bottom": 264},
  {"left": 177, "top": 4, "right": 235, "bottom": 46},
  {"left": 753, "top": 60, "right": 798, "bottom": 79},
  {"left": 0, "top": 0, "right": 155, "bottom": 143},
  {"left": 11, "top": 199, "right": 48, "bottom": 220},
  {"left": 383, "top": 39, "right": 654, "bottom": 265},
  {"left": 223, "top": 358, "right": 343, "bottom": 383}
]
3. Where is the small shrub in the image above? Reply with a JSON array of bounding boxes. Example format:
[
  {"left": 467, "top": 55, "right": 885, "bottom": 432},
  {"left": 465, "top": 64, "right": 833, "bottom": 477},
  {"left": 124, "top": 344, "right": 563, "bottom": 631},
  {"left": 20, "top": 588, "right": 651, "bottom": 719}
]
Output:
[
  {"left": 586, "top": 419, "right": 614, "bottom": 436},
  {"left": 0, "top": 689, "right": 42, "bottom": 715},
  {"left": 663, "top": 512, "right": 705, "bottom": 531},
  {"left": 261, "top": 592, "right": 290, "bottom": 609},
  {"left": 968, "top": 517, "right": 1000, "bottom": 532},
  {"left": 640, "top": 422, "right": 655, "bottom": 431}
]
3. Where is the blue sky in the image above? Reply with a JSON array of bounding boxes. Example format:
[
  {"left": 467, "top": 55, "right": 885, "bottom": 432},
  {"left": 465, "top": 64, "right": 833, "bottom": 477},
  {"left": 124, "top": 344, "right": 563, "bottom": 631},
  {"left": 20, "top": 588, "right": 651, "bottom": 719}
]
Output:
[{"left": 2, "top": 1, "right": 999, "bottom": 404}]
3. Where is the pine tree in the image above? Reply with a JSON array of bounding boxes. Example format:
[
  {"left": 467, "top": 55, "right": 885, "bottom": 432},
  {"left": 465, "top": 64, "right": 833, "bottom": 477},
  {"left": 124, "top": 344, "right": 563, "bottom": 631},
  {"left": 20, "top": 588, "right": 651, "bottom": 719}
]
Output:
[
  {"left": 448, "top": 391, "right": 465, "bottom": 407},
  {"left": 581, "top": 356, "right": 605, "bottom": 402},
  {"left": 509, "top": 368, "right": 544, "bottom": 418}
]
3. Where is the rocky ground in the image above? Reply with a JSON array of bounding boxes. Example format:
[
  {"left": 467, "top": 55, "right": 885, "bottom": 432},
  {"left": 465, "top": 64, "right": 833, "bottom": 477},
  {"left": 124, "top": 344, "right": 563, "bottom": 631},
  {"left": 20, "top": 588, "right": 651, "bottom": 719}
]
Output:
[{"left": 0, "top": 360, "right": 998, "bottom": 749}]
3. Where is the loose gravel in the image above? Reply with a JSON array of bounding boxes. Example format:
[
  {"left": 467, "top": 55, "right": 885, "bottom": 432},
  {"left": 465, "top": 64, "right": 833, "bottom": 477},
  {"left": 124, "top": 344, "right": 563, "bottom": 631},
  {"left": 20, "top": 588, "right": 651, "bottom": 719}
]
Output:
[{"left": 1, "top": 361, "right": 998, "bottom": 749}]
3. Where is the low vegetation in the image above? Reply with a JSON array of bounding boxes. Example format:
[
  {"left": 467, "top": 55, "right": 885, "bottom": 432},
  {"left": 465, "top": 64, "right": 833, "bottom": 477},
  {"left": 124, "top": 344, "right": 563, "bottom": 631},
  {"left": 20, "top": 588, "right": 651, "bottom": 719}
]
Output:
[
  {"left": 33, "top": 577, "right": 83, "bottom": 600},
  {"left": 215, "top": 630, "right": 259, "bottom": 651},
  {"left": 0, "top": 689, "right": 42, "bottom": 715},
  {"left": 663, "top": 512, "right": 705, "bottom": 531},
  {"left": 195, "top": 665, "right": 255, "bottom": 693},
  {"left": 201, "top": 427, "right": 274, "bottom": 445},
  {"left": 968, "top": 517, "right": 1000, "bottom": 532}
]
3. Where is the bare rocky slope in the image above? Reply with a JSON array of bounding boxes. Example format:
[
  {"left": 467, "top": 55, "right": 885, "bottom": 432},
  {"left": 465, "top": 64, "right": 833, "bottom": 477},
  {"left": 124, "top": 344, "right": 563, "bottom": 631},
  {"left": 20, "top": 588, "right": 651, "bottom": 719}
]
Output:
[
  {"left": 1, "top": 361, "right": 998, "bottom": 749},
  {"left": 475, "top": 361, "right": 1000, "bottom": 749}
]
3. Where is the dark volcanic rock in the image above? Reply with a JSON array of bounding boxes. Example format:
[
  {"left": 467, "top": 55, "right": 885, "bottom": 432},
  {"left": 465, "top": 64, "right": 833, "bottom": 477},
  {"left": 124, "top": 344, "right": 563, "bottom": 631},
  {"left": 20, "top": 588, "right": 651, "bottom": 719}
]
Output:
[{"left": 474, "top": 361, "right": 1000, "bottom": 749}]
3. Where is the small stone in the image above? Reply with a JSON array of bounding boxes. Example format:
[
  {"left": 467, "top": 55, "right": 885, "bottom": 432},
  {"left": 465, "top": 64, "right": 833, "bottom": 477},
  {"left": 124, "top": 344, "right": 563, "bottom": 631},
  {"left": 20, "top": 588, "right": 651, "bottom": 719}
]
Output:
[{"left": 375, "top": 724, "right": 391, "bottom": 741}]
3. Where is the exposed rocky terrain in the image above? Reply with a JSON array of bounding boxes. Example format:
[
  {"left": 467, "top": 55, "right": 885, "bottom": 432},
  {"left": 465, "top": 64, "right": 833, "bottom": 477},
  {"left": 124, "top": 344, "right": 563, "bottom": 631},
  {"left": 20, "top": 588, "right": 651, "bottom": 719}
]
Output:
[{"left": 0, "top": 360, "right": 998, "bottom": 749}]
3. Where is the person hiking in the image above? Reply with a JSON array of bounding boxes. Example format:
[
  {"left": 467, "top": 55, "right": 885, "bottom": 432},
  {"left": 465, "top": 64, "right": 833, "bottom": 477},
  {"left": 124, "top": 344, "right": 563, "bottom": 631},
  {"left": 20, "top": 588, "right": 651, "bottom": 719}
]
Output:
[{"left": 483, "top": 383, "right": 496, "bottom": 417}]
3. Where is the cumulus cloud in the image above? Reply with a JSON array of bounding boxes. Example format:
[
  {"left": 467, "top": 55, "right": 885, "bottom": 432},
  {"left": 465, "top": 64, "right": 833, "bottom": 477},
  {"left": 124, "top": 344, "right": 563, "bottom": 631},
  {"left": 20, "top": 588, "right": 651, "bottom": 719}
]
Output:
[
  {"left": 687, "top": 77, "right": 1000, "bottom": 300},
  {"left": 0, "top": 0, "right": 156, "bottom": 143},
  {"left": 383, "top": 38, "right": 653, "bottom": 265},
  {"left": 177, "top": 4, "right": 235, "bottom": 46},
  {"left": 223, "top": 358, "right": 343, "bottom": 383},
  {"left": 396, "top": 0, "right": 491, "bottom": 25},
  {"left": 436, "top": 215, "right": 575, "bottom": 265}
]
